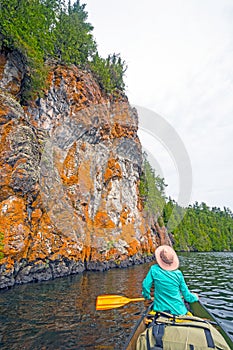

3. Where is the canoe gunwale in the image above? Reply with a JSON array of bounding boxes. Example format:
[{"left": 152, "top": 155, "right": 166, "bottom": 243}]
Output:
[
  {"left": 190, "top": 301, "right": 233, "bottom": 349},
  {"left": 124, "top": 304, "right": 152, "bottom": 350}
]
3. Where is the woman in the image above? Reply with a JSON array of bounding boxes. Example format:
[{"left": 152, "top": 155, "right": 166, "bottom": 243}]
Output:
[{"left": 142, "top": 245, "right": 198, "bottom": 315}]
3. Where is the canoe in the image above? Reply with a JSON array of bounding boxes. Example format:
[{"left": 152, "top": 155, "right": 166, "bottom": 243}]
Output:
[{"left": 124, "top": 300, "right": 233, "bottom": 350}]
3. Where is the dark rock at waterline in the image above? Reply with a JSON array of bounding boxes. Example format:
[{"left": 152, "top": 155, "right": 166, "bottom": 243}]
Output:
[{"left": 0, "top": 255, "right": 154, "bottom": 289}]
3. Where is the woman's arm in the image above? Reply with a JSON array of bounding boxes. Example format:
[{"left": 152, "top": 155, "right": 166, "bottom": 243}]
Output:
[
  {"left": 142, "top": 268, "right": 154, "bottom": 300},
  {"left": 179, "top": 272, "right": 199, "bottom": 303}
]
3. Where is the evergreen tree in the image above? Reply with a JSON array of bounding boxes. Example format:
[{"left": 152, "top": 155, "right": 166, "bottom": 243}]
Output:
[
  {"left": 90, "top": 53, "right": 127, "bottom": 94},
  {"left": 163, "top": 200, "right": 233, "bottom": 252},
  {"left": 0, "top": 0, "right": 127, "bottom": 101},
  {"left": 139, "top": 153, "right": 167, "bottom": 221}
]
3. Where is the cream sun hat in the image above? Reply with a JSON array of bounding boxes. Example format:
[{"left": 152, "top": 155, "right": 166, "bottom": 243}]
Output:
[{"left": 155, "top": 245, "right": 179, "bottom": 271}]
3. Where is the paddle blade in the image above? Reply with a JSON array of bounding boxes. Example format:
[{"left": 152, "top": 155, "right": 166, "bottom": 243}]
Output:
[{"left": 96, "top": 294, "right": 145, "bottom": 310}]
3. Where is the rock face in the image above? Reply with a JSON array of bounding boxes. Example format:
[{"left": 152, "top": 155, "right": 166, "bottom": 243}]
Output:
[{"left": 0, "top": 50, "right": 171, "bottom": 289}]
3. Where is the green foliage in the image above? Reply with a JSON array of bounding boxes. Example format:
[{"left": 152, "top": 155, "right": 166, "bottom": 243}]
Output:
[
  {"left": 0, "top": 0, "right": 56, "bottom": 100},
  {"left": 163, "top": 199, "right": 233, "bottom": 252},
  {"left": 139, "top": 153, "right": 167, "bottom": 219},
  {"left": 90, "top": 53, "right": 127, "bottom": 94},
  {"left": 157, "top": 216, "right": 164, "bottom": 228},
  {"left": 53, "top": 1, "right": 96, "bottom": 65},
  {"left": 0, "top": 0, "right": 127, "bottom": 102}
]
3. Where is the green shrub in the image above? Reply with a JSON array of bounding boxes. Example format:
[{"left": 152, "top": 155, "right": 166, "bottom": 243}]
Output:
[
  {"left": 90, "top": 53, "right": 127, "bottom": 94},
  {"left": 0, "top": 0, "right": 127, "bottom": 102},
  {"left": 139, "top": 153, "right": 167, "bottom": 218}
]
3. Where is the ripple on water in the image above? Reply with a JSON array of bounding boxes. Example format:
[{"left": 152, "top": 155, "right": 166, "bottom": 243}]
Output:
[
  {"left": 0, "top": 252, "right": 232, "bottom": 349},
  {"left": 180, "top": 252, "right": 233, "bottom": 343}
]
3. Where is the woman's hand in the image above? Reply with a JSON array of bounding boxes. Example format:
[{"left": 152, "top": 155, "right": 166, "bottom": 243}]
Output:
[{"left": 144, "top": 297, "right": 154, "bottom": 307}]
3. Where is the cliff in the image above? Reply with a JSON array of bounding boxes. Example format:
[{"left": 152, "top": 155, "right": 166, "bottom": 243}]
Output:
[{"left": 0, "top": 49, "right": 170, "bottom": 289}]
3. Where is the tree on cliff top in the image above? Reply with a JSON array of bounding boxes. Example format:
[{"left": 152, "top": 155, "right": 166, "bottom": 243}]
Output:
[
  {"left": 139, "top": 153, "right": 167, "bottom": 224},
  {"left": 90, "top": 53, "right": 127, "bottom": 94},
  {"left": 0, "top": 0, "right": 127, "bottom": 102}
]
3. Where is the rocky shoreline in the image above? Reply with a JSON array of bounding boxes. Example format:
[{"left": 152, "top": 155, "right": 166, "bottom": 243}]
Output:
[{"left": 0, "top": 254, "right": 154, "bottom": 290}]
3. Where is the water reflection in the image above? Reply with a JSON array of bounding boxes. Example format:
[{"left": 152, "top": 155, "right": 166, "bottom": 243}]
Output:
[
  {"left": 179, "top": 251, "right": 233, "bottom": 340},
  {"left": 0, "top": 252, "right": 232, "bottom": 349}
]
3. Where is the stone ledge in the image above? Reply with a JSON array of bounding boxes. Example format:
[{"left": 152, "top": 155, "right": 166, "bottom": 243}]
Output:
[{"left": 0, "top": 254, "right": 154, "bottom": 290}]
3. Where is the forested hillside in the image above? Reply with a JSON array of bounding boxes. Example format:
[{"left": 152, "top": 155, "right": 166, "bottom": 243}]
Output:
[
  {"left": 0, "top": 0, "right": 126, "bottom": 102},
  {"left": 163, "top": 200, "right": 233, "bottom": 252},
  {"left": 139, "top": 154, "right": 233, "bottom": 252}
]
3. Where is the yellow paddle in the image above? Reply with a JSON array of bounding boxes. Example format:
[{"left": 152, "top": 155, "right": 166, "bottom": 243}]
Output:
[{"left": 96, "top": 294, "right": 145, "bottom": 310}]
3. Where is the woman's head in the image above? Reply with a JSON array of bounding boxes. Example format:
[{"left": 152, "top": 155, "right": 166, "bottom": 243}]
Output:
[{"left": 155, "top": 245, "right": 179, "bottom": 271}]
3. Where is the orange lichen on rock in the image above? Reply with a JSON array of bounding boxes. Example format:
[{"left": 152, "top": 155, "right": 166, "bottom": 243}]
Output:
[
  {"left": 147, "top": 234, "right": 155, "bottom": 252},
  {"left": 0, "top": 186, "right": 14, "bottom": 201},
  {"left": 111, "top": 122, "right": 124, "bottom": 138},
  {"left": 104, "top": 158, "right": 122, "bottom": 183},
  {"left": 0, "top": 120, "right": 14, "bottom": 153},
  {"left": 82, "top": 244, "right": 92, "bottom": 262},
  {"left": 50, "top": 66, "right": 107, "bottom": 114},
  {"left": 45, "top": 70, "right": 54, "bottom": 92},
  {"left": 99, "top": 122, "right": 111, "bottom": 140},
  {"left": 0, "top": 163, "right": 12, "bottom": 188},
  {"left": 93, "top": 211, "right": 115, "bottom": 229},
  {"left": 121, "top": 222, "right": 137, "bottom": 244},
  {"left": 127, "top": 239, "right": 140, "bottom": 256},
  {"left": 60, "top": 142, "right": 79, "bottom": 186},
  {"left": 118, "top": 206, "right": 138, "bottom": 246},
  {"left": 78, "top": 160, "right": 94, "bottom": 194},
  {"left": 120, "top": 206, "right": 131, "bottom": 225},
  {"left": 31, "top": 208, "right": 43, "bottom": 223},
  {"left": 110, "top": 122, "right": 136, "bottom": 139},
  {"left": 0, "top": 106, "right": 10, "bottom": 124},
  {"left": 27, "top": 209, "right": 83, "bottom": 262},
  {"left": 0, "top": 196, "right": 31, "bottom": 268},
  {"left": 141, "top": 224, "right": 158, "bottom": 254}
]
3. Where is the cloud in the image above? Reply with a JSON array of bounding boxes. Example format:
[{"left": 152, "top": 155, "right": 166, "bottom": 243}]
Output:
[{"left": 85, "top": 0, "right": 233, "bottom": 209}]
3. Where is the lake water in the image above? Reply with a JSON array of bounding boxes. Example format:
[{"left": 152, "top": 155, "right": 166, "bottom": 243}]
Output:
[{"left": 0, "top": 252, "right": 232, "bottom": 349}]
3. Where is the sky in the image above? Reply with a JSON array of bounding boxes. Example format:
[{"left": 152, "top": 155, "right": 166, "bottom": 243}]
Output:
[{"left": 83, "top": 0, "right": 233, "bottom": 210}]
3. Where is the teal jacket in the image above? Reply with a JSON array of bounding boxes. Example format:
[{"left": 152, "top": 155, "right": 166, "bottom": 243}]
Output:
[{"left": 142, "top": 264, "right": 198, "bottom": 315}]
